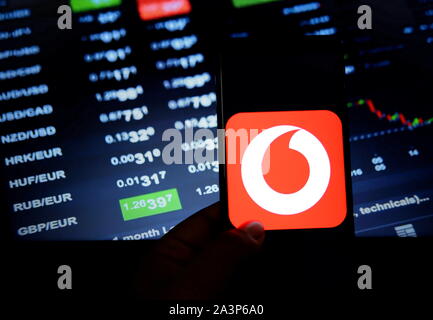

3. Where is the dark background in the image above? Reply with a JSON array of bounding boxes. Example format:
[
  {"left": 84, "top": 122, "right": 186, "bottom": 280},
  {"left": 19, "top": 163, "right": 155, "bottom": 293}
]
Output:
[{"left": 1, "top": 0, "right": 433, "bottom": 307}]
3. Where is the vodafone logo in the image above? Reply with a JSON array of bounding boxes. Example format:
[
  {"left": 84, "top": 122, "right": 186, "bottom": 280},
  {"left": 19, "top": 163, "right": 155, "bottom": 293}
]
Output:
[
  {"left": 226, "top": 110, "right": 347, "bottom": 230},
  {"left": 241, "top": 125, "right": 331, "bottom": 215}
]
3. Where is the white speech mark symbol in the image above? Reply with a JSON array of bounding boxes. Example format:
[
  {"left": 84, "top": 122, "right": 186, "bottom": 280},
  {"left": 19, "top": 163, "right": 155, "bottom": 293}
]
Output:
[{"left": 241, "top": 125, "right": 331, "bottom": 215}]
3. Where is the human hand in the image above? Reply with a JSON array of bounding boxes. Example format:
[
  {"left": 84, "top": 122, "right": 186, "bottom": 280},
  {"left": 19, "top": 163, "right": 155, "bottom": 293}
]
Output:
[{"left": 135, "top": 202, "right": 265, "bottom": 300}]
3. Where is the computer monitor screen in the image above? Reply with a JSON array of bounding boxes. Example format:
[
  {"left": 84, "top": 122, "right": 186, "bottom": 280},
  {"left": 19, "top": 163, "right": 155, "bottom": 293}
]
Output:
[{"left": 1, "top": 0, "right": 432, "bottom": 239}]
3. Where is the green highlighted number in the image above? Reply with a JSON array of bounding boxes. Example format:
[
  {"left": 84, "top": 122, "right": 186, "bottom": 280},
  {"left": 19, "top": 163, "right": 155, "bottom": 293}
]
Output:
[
  {"left": 232, "top": 0, "right": 282, "bottom": 8},
  {"left": 119, "top": 188, "right": 182, "bottom": 221},
  {"left": 70, "top": 0, "right": 122, "bottom": 13}
]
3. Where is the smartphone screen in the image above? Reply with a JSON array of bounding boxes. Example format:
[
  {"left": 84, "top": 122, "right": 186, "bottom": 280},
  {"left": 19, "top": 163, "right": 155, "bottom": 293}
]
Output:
[
  {"left": 217, "top": 33, "right": 354, "bottom": 295},
  {"left": 218, "top": 33, "right": 353, "bottom": 233}
]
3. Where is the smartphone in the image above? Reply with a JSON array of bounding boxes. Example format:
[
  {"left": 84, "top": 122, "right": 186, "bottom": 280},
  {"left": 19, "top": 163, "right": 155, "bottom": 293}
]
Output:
[{"left": 216, "top": 32, "right": 355, "bottom": 297}]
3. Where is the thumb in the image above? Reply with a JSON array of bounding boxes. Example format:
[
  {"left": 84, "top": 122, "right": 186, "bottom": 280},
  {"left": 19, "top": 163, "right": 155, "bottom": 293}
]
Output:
[
  {"left": 167, "top": 221, "right": 265, "bottom": 300},
  {"left": 207, "top": 220, "right": 266, "bottom": 263}
]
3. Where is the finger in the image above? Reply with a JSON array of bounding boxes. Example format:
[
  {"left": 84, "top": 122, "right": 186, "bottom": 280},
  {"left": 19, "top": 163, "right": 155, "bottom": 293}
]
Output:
[
  {"left": 147, "top": 202, "right": 224, "bottom": 278},
  {"left": 166, "top": 221, "right": 265, "bottom": 300},
  {"left": 161, "top": 202, "right": 225, "bottom": 250}
]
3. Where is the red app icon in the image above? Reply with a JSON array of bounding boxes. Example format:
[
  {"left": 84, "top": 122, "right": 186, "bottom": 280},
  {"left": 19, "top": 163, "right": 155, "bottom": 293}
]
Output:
[
  {"left": 225, "top": 110, "right": 347, "bottom": 230},
  {"left": 137, "top": 0, "right": 191, "bottom": 21}
]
